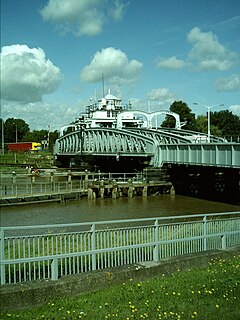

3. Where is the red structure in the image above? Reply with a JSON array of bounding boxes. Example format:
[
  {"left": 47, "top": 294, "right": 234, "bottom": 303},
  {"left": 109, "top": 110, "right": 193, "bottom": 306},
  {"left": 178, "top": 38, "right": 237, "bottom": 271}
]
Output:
[{"left": 7, "top": 142, "right": 41, "bottom": 152}]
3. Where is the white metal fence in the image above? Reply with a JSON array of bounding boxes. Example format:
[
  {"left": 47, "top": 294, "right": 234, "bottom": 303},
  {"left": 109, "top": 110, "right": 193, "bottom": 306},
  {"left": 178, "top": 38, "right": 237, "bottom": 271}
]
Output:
[
  {"left": 0, "top": 212, "right": 239, "bottom": 285},
  {"left": 0, "top": 181, "right": 85, "bottom": 197},
  {"left": 0, "top": 172, "right": 144, "bottom": 197}
]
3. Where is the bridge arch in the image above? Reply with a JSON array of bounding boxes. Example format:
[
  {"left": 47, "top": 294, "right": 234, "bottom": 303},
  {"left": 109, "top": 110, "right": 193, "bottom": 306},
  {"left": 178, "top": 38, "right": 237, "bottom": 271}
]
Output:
[
  {"left": 149, "top": 111, "right": 181, "bottom": 129},
  {"left": 117, "top": 110, "right": 181, "bottom": 129}
]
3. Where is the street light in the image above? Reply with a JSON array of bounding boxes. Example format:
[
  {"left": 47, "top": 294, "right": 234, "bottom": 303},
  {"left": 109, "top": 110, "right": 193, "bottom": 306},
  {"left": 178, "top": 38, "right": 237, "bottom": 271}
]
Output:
[
  {"left": 193, "top": 103, "right": 224, "bottom": 143},
  {"left": 1, "top": 119, "right": 4, "bottom": 154},
  {"left": 13, "top": 122, "right": 18, "bottom": 143}
]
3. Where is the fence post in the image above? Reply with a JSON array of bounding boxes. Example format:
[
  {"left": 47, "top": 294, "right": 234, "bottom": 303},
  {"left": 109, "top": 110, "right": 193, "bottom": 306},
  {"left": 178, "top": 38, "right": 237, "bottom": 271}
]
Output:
[
  {"left": 202, "top": 215, "right": 207, "bottom": 251},
  {"left": 51, "top": 258, "right": 58, "bottom": 280},
  {"left": 153, "top": 219, "right": 159, "bottom": 262},
  {"left": 0, "top": 228, "right": 6, "bottom": 285},
  {"left": 221, "top": 234, "right": 226, "bottom": 250},
  {"left": 91, "top": 224, "right": 96, "bottom": 271}
]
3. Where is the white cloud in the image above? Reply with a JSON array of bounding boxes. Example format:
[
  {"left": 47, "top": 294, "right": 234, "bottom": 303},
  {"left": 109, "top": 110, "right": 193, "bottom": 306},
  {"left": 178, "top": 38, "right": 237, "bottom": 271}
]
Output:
[
  {"left": 1, "top": 44, "right": 62, "bottom": 103},
  {"left": 147, "top": 88, "right": 176, "bottom": 108},
  {"left": 215, "top": 74, "right": 240, "bottom": 92},
  {"left": 80, "top": 47, "right": 143, "bottom": 88},
  {"left": 229, "top": 104, "right": 240, "bottom": 116},
  {"left": 108, "top": 0, "right": 127, "bottom": 21},
  {"left": 187, "top": 27, "right": 237, "bottom": 71},
  {"left": 40, "top": 0, "right": 127, "bottom": 36},
  {"left": 1, "top": 100, "right": 79, "bottom": 131},
  {"left": 157, "top": 56, "right": 188, "bottom": 70}
]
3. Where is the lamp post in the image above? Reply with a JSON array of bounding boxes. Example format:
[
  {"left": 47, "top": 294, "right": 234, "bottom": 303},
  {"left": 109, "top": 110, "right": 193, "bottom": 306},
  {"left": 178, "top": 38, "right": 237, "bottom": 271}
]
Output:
[
  {"left": 193, "top": 103, "right": 224, "bottom": 143},
  {"left": 13, "top": 122, "right": 18, "bottom": 143},
  {"left": 1, "top": 119, "right": 4, "bottom": 154}
]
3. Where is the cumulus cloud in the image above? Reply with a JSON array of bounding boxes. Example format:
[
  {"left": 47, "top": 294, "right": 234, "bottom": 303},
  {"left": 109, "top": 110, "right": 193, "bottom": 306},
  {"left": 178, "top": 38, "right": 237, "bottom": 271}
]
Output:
[
  {"left": 40, "top": 0, "right": 127, "bottom": 36},
  {"left": 147, "top": 88, "right": 176, "bottom": 107},
  {"left": 1, "top": 44, "right": 62, "bottom": 102},
  {"left": 157, "top": 56, "right": 189, "bottom": 70},
  {"left": 80, "top": 47, "right": 143, "bottom": 87},
  {"left": 229, "top": 104, "right": 240, "bottom": 116},
  {"left": 1, "top": 100, "right": 79, "bottom": 131},
  {"left": 215, "top": 74, "right": 240, "bottom": 92},
  {"left": 187, "top": 27, "right": 237, "bottom": 71}
]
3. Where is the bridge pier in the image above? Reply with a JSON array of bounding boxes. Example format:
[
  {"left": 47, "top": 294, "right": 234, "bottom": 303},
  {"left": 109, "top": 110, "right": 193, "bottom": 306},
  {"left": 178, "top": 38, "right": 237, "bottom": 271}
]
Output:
[
  {"left": 86, "top": 180, "right": 171, "bottom": 199},
  {"left": 142, "top": 186, "right": 148, "bottom": 197}
]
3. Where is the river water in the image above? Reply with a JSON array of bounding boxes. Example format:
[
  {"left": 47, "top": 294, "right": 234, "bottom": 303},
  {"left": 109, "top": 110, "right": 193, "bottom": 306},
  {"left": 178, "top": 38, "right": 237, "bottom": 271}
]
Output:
[{"left": 1, "top": 194, "right": 239, "bottom": 228}]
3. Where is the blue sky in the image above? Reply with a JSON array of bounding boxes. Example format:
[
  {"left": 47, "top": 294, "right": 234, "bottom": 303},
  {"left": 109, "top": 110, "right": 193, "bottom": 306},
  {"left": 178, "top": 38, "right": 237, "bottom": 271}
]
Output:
[{"left": 1, "top": 0, "right": 240, "bottom": 130}]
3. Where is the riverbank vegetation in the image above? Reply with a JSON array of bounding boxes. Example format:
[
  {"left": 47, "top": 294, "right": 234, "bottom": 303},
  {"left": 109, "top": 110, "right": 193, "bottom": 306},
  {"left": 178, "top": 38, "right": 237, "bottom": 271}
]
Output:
[
  {"left": 1, "top": 255, "right": 239, "bottom": 320},
  {"left": 0, "top": 152, "right": 54, "bottom": 173}
]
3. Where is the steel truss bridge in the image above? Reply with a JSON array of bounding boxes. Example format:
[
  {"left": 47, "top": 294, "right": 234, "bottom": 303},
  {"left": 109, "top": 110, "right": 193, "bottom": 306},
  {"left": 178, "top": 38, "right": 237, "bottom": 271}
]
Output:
[{"left": 54, "top": 127, "right": 240, "bottom": 169}]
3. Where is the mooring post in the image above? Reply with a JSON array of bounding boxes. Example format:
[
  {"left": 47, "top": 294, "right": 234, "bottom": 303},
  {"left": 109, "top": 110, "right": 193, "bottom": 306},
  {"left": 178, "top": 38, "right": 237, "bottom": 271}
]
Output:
[
  {"left": 100, "top": 180, "right": 105, "bottom": 199},
  {"left": 12, "top": 171, "right": 16, "bottom": 184},
  {"left": 67, "top": 170, "right": 72, "bottom": 182},
  {"left": 170, "top": 184, "right": 175, "bottom": 195},
  {"left": 50, "top": 170, "right": 54, "bottom": 183},
  {"left": 142, "top": 186, "right": 148, "bottom": 197},
  {"left": 84, "top": 171, "right": 89, "bottom": 189},
  {"left": 112, "top": 179, "right": 118, "bottom": 199}
]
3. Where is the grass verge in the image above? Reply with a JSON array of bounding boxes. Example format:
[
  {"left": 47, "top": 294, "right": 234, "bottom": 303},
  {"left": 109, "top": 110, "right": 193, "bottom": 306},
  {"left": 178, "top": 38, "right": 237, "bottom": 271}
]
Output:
[{"left": 1, "top": 255, "right": 240, "bottom": 320}]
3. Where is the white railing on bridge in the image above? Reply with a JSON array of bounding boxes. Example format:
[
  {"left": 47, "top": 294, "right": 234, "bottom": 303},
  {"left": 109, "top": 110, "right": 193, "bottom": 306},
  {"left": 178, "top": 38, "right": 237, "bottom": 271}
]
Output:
[
  {"left": 154, "top": 143, "right": 240, "bottom": 168},
  {"left": 0, "top": 212, "right": 239, "bottom": 285}
]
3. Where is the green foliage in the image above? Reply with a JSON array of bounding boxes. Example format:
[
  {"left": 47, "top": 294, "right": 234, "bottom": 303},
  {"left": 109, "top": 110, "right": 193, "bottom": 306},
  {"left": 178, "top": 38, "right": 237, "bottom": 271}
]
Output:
[
  {"left": 196, "top": 115, "right": 222, "bottom": 137},
  {"left": 22, "top": 129, "right": 49, "bottom": 142},
  {"left": 1, "top": 118, "right": 59, "bottom": 150},
  {"left": 3, "top": 118, "right": 30, "bottom": 143},
  {"left": 161, "top": 101, "right": 196, "bottom": 130},
  {"left": 1, "top": 255, "right": 239, "bottom": 320},
  {"left": 211, "top": 110, "right": 240, "bottom": 140}
]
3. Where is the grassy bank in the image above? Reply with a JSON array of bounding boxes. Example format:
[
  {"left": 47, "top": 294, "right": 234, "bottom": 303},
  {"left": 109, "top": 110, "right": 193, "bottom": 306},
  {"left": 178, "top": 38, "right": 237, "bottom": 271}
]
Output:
[
  {"left": 1, "top": 255, "right": 239, "bottom": 320},
  {"left": 0, "top": 152, "right": 54, "bottom": 173}
]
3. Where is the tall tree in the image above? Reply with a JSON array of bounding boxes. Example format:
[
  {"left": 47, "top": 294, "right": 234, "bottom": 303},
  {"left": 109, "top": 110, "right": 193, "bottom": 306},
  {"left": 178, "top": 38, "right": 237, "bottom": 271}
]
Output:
[
  {"left": 4, "top": 118, "right": 30, "bottom": 143},
  {"left": 196, "top": 114, "right": 222, "bottom": 137},
  {"left": 211, "top": 110, "right": 240, "bottom": 140},
  {"left": 161, "top": 101, "right": 196, "bottom": 130}
]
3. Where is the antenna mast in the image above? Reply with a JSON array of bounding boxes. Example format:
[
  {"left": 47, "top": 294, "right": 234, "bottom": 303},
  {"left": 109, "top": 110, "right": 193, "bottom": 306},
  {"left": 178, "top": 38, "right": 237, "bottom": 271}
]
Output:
[{"left": 102, "top": 72, "right": 105, "bottom": 97}]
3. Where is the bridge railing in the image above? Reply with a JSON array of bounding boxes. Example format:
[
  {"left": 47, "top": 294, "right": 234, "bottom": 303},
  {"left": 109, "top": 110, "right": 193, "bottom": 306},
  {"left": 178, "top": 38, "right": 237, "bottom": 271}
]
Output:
[
  {"left": 154, "top": 143, "right": 240, "bottom": 168},
  {"left": 0, "top": 212, "right": 239, "bottom": 285}
]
